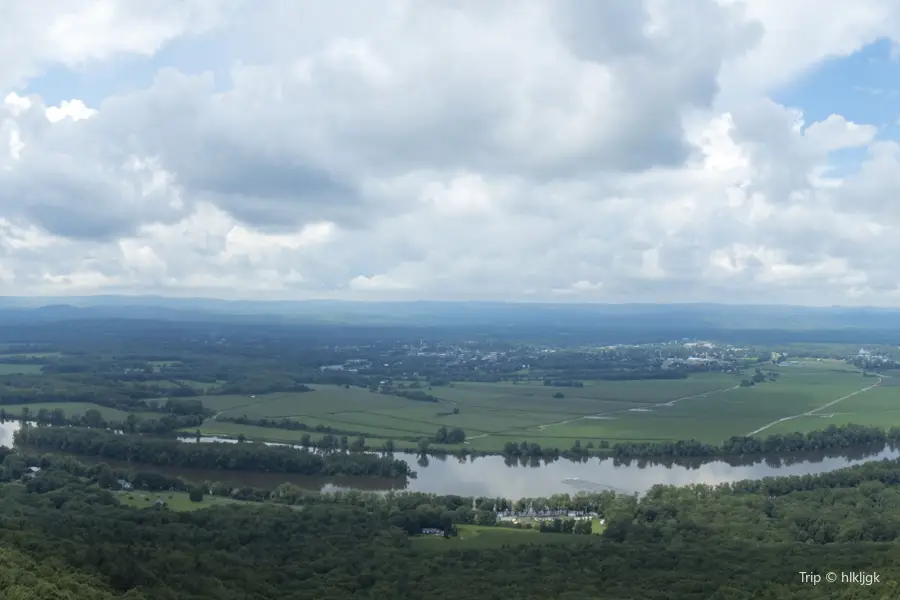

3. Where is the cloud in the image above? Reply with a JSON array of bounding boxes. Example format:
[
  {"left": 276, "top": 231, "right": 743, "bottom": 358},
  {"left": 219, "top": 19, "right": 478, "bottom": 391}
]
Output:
[
  {"left": 0, "top": 1, "right": 234, "bottom": 91},
  {"left": 2, "top": 0, "right": 900, "bottom": 304},
  {"left": 804, "top": 114, "right": 878, "bottom": 151}
]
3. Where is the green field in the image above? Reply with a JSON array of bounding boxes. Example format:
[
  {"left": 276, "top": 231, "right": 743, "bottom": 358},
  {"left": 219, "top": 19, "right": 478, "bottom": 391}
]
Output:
[
  {"left": 0, "top": 364, "right": 43, "bottom": 374},
  {"left": 757, "top": 383, "right": 900, "bottom": 436},
  {"left": 411, "top": 524, "right": 600, "bottom": 551},
  {"left": 185, "top": 363, "right": 891, "bottom": 451}
]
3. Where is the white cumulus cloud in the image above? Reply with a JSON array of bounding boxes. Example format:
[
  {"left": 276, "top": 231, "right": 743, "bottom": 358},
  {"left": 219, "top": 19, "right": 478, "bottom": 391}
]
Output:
[{"left": 2, "top": 0, "right": 900, "bottom": 304}]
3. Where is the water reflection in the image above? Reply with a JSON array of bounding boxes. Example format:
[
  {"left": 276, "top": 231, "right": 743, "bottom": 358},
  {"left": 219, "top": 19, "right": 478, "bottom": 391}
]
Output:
[{"left": 2, "top": 421, "right": 899, "bottom": 499}]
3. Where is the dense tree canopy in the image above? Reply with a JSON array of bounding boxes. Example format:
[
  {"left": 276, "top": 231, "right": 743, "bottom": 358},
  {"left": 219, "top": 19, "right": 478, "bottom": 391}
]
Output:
[
  {"left": 4, "top": 452, "right": 900, "bottom": 598},
  {"left": 15, "top": 427, "right": 412, "bottom": 478}
]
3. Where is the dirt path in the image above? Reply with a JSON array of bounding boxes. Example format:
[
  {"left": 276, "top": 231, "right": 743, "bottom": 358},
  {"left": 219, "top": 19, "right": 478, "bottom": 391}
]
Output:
[
  {"left": 744, "top": 377, "right": 882, "bottom": 437},
  {"left": 463, "top": 384, "right": 740, "bottom": 444},
  {"left": 533, "top": 385, "right": 740, "bottom": 431}
]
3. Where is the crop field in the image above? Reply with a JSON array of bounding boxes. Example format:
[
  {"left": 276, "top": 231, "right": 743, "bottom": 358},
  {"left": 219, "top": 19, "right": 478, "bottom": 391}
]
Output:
[
  {"left": 187, "top": 362, "right": 889, "bottom": 451},
  {"left": 758, "top": 383, "right": 900, "bottom": 436},
  {"left": 0, "top": 364, "right": 43, "bottom": 375}
]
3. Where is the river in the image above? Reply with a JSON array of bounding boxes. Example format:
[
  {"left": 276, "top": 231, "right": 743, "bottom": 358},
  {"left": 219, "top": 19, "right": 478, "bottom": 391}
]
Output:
[{"left": 3, "top": 421, "right": 898, "bottom": 499}]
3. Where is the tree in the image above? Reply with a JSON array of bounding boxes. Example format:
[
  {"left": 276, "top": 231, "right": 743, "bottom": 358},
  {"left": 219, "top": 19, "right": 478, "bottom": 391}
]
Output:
[
  {"left": 418, "top": 439, "right": 431, "bottom": 456},
  {"left": 574, "top": 520, "right": 593, "bottom": 535},
  {"left": 446, "top": 428, "right": 466, "bottom": 444},
  {"left": 434, "top": 426, "right": 449, "bottom": 444},
  {"left": 384, "top": 439, "right": 395, "bottom": 454},
  {"left": 82, "top": 409, "right": 106, "bottom": 429},
  {"left": 96, "top": 465, "right": 117, "bottom": 489},
  {"left": 189, "top": 487, "right": 204, "bottom": 502},
  {"left": 125, "top": 413, "right": 138, "bottom": 434}
]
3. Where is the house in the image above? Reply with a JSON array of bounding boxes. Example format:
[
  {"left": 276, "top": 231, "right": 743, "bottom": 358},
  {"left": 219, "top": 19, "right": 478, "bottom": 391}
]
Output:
[
  {"left": 117, "top": 479, "right": 133, "bottom": 490},
  {"left": 23, "top": 466, "right": 41, "bottom": 479},
  {"left": 421, "top": 528, "right": 444, "bottom": 536},
  {"left": 152, "top": 497, "right": 166, "bottom": 508}
]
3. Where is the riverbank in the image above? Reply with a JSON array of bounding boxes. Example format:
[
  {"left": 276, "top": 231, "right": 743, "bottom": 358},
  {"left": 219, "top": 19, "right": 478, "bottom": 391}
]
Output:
[{"left": 184, "top": 421, "right": 900, "bottom": 464}]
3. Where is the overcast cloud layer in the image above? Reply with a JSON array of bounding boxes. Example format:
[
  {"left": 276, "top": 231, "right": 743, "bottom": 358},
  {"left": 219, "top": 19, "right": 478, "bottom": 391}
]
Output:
[{"left": 2, "top": 0, "right": 900, "bottom": 304}]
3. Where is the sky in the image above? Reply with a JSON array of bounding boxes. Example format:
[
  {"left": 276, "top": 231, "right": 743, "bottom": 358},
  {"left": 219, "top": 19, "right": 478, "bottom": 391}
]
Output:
[{"left": 3, "top": 1, "right": 900, "bottom": 305}]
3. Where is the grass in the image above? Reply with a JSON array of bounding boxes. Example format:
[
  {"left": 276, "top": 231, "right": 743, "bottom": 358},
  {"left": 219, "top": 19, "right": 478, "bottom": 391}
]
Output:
[
  {"left": 756, "top": 384, "right": 900, "bottom": 436},
  {"left": 0, "top": 364, "right": 43, "bottom": 375},
  {"left": 115, "top": 490, "right": 247, "bottom": 512},
  {"left": 411, "top": 524, "right": 600, "bottom": 552},
  {"left": 191, "top": 362, "right": 891, "bottom": 452}
]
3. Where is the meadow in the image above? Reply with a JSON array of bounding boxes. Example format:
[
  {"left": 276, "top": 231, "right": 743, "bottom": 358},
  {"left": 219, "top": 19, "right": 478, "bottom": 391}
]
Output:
[{"left": 187, "top": 360, "right": 891, "bottom": 451}]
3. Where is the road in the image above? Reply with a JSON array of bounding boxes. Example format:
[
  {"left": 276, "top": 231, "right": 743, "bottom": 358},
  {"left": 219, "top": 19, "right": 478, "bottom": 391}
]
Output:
[
  {"left": 744, "top": 377, "right": 882, "bottom": 437},
  {"left": 461, "top": 384, "right": 740, "bottom": 445}
]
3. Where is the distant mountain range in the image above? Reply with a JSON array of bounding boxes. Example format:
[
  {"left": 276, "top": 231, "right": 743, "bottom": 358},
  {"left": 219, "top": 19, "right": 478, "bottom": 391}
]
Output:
[{"left": 0, "top": 296, "right": 899, "bottom": 333}]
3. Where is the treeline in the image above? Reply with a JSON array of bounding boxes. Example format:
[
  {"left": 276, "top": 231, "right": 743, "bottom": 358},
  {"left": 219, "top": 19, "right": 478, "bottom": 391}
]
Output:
[
  {"left": 389, "top": 389, "right": 440, "bottom": 403},
  {"left": 611, "top": 424, "right": 896, "bottom": 459},
  {"left": 542, "top": 379, "right": 584, "bottom": 387},
  {"left": 216, "top": 377, "right": 313, "bottom": 396},
  {"left": 0, "top": 377, "right": 212, "bottom": 414},
  {"left": 1, "top": 406, "right": 204, "bottom": 434},
  {"left": 216, "top": 415, "right": 415, "bottom": 441},
  {"left": 14, "top": 427, "right": 412, "bottom": 478}
]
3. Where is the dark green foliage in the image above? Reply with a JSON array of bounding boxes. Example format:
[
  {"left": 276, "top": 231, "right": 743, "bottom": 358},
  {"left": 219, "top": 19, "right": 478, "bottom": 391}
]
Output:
[
  {"left": 15, "top": 426, "right": 412, "bottom": 478},
  {"left": 611, "top": 423, "right": 895, "bottom": 459},
  {"left": 433, "top": 426, "right": 466, "bottom": 444},
  {"left": 9, "top": 452, "right": 900, "bottom": 597}
]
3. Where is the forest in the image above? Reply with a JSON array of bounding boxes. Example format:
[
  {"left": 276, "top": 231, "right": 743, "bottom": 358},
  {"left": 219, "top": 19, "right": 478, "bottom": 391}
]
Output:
[
  {"left": 14, "top": 426, "right": 412, "bottom": 478},
  {"left": 3, "top": 448, "right": 900, "bottom": 597}
]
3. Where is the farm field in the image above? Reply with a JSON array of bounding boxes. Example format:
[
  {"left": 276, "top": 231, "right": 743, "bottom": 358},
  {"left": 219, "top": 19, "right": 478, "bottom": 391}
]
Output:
[
  {"left": 0, "top": 364, "right": 43, "bottom": 374},
  {"left": 757, "top": 383, "right": 899, "bottom": 436},
  {"left": 189, "top": 362, "right": 884, "bottom": 451},
  {"left": 411, "top": 524, "right": 600, "bottom": 552}
]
